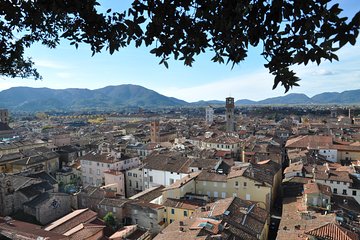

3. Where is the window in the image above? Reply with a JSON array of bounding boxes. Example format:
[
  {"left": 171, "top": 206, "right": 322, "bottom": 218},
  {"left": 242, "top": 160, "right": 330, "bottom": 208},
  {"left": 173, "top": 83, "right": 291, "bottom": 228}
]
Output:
[
  {"left": 170, "top": 219, "right": 173, "bottom": 223},
  {"left": 214, "top": 182, "right": 217, "bottom": 187},
  {"left": 89, "top": 168, "right": 93, "bottom": 174},
  {"left": 171, "top": 209, "right": 175, "bottom": 214},
  {"left": 184, "top": 211, "right": 188, "bottom": 217},
  {"left": 353, "top": 190, "right": 357, "bottom": 196},
  {"left": 107, "top": 164, "right": 110, "bottom": 168},
  {"left": 97, "top": 163, "right": 99, "bottom": 166},
  {"left": 337, "top": 181, "right": 340, "bottom": 184},
  {"left": 214, "top": 192, "right": 218, "bottom": 198},
  {"left": 330, "top": 180, "right": 333, "bottom": 184},
  {"left": 97, "top": 169, "right": 100, "bottom": 175},
  {"left": 243, "top": 182, "right": 247, "bottom": 188},
  {"left": 150, "top": 222, "right": 154, "bottom": 228},
  {"left": 222, "top": 183, "right": 226, "bottom": 188},
  {"left": 136, "top": 181, "right": 139, "bottom": 188},
  {"left": 135, "top": 219, "right": 138, "bottom": 224},
  {"left": 203, "top": 181, "right": 207, "bottom": 186},
  {"left": 343, "top": 189, "right": 347, "bottom": 195},
  {"left": 128, "top": 172, "right": 132, "bottom": 176},
  {"left": 129, "top": 180, "right": 132, "bottom": 187},
  {"left": 221, "top": 192, "right": 226, "bottom": 198},
  {"left": 333, "top": 188, "right": 337, "bottom": 194},
  {"left": 149, "top": 176, "right": 153, "bottom": 182},
  {"left": 170, "top": 178, "right": 174, "bottom": 184},
  {"left": 235, "top": 181, "right": 239, "bottom": 187},
  {"left": 343, "top": 182, "right": 346, "bottom": 185},
  {"left": 133, "top": 173, "right": 137, "bottom": 178}
]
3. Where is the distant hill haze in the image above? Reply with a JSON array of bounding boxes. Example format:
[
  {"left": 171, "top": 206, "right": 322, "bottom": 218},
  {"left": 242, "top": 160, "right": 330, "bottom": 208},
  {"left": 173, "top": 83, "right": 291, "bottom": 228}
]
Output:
[{"left": 0, "top": 85, "right": 359, "bottom": 111}]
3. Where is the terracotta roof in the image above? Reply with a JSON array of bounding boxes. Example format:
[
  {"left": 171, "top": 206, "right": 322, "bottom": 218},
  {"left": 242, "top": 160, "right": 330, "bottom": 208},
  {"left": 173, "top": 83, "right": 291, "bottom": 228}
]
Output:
[
  {"left": 305, "top": 222, "right": 359, "bottom": 240},
  {"left": 0, "top": 218, "right": 68, "bottom": 240},
  {"left": 303, "top": 182, "right": 332, "bottom": 196},
  {"left": 163, "top": 172, "right": 200, "bottom": 191},
  {"left": 278, "top": 197, "right": 337, "bottom": 240},
  {"left": 284, "top": 162, "right": 304, "bottom": 174},
  {"left": 129, "top": 185, "right": 165, "bottom": 202},
  {"left": 154, "top": 197, "right": 268, "bottom": 240},
  {"left": 65, "top": 223, "right": 104, "bottom": 240},
  {"left": 196, "top": 170, "right": 227, "bottom": 182},
  {"left": 285, "top": 135, "right": 333, "bottom": 149},
  {"left": 333, "top": 144, "right": 360, "bottom": 152},
  {"left": 163, "top": 198, "right": 206, "bottom": 210},
  {"left": 143, "top": 152, "right": 193, "bottom": 173},
  {"left": 315, "top": 170, "right": 353, "bottom": 183},
  {"left": 44, "top": 208, "right": 97, "bottom": 234},
  {"left": 79, "top": 152, "right": 116, "bottom": 163}
]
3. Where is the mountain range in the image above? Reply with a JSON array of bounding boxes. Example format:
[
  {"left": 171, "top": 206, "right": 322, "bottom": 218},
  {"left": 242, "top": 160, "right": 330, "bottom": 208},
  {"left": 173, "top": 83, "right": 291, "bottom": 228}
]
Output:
[{"left": 0, "top": 84, "right": 359, "bottom": 111}]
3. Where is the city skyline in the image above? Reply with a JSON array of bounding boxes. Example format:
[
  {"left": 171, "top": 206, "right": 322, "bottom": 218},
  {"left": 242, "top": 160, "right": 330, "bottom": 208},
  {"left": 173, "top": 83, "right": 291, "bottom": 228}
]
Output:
[{"left": 0, "top": 0, "right": 359, "bottom": 102}]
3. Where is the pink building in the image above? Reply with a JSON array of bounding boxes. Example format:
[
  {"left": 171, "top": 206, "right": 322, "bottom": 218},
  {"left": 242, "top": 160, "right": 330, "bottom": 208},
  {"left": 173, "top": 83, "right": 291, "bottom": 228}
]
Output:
[{"left": 104, "top": 170, "right": 125, "bottom": 196}]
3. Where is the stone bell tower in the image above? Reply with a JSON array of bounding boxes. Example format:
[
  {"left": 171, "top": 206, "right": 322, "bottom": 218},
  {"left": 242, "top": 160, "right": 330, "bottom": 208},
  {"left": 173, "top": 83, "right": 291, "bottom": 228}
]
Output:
[{"left": 225, "top": 97, "right": 235, "bottom": 132}]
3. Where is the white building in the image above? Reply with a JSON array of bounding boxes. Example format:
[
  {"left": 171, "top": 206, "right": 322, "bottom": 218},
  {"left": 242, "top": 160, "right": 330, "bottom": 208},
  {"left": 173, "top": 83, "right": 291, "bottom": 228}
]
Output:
[
  {"left": 205, "top": 106, "right": 214, "bottom": 124},
  {"left": 142, "top": 153, "right": 194, "bottom": 189},
  {"left": 318, "top": 149, "right": 337, "bottom": 162},
  {"left": 104, "top": 170, "right": 125, "bottom": 196},
  {"left": 126, "top": 167, "right": 144, "bottom": 197},
  {"left": 80, "top": 151, "right": 140, "bottom": 187}
]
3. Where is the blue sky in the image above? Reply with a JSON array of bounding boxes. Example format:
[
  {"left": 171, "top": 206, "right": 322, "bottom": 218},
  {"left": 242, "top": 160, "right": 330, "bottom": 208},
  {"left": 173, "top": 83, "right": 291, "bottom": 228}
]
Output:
[{"left": 0, "top": 1, "right": 359, "bottom": 102}]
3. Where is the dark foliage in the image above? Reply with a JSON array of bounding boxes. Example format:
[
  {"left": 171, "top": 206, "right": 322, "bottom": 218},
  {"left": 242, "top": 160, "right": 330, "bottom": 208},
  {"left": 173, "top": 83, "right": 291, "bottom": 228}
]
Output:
[{"left": 1, "top": 0, "right": 359, "bottom": 91}]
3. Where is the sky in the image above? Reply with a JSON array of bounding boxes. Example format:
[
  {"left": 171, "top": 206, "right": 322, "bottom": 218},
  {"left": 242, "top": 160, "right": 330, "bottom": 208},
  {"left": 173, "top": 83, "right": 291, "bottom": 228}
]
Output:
[{"left": 0, "top": 1, "right": 359, "bottom": 102}]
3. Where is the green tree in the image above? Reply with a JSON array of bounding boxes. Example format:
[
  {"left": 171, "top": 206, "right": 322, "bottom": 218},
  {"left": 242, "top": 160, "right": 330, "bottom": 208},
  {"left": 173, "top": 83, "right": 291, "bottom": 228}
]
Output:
[
  {"left": 1, "top": 0, "right": 359, "bottom": 92},
  {"left": 103, "top": 212, "right": 117, "bottom": 229}
]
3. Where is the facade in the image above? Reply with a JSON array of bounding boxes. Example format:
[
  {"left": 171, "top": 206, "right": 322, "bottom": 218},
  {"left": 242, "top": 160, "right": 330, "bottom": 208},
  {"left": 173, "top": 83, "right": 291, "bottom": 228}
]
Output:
[
  {"left": 162, "top": 161, "right": 282, "bottom": 211},
  {"left": 142, "top": 153, "right": 194, "bottom": 189},
  {"left": 314, "top": 170, "right": 360, "bottom": 204},
  {"left": 303, "top": 182, "right": 332, "bottom": 209},
  {"left": 126, "top": 167, "right": 144, "bottom": 197},
  {"left": 163, "top": 198, "right": 206, "bottom": 224},
  {"left": 155, "top": 197, "right": 269, "bottom": 240},
  {"left": 225, "top": 97, "right": 235, "bottom": 132},
  {"left": 150, "top": 120, "right": 160, "bottom": 143},
  {"left": 103, "top": 170, "right": 125, "bottom": 196},
  {"left": 0, "top": 109, "right": 9, "bottom": 125},
  {"left": 23, "top": 192, "right": 71, "bottom": 225},
  {"left": 0, "top": 174, "right": 56, "bottom": 217},
  {"left": 80, "top": 152, "right": 140, "bottom": 187},
  {"left": 124, "top": 201, "right": 165, "bottom": 235},
  {"left": 205, "top": 105, "right": 214, "bottom": 124},
  {"left": 97, "top": 197, "right": 128, "bottom": 220}
]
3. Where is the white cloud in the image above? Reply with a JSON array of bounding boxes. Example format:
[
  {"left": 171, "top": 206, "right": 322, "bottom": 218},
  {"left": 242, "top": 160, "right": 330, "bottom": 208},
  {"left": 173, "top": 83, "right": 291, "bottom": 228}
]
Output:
[
  {"left": 55, "top": 72, "right": 72, "bottom": 79},
  {"left": 154, "top": 69, "right": 286, "bottom": 102},
  {"left": 35, "top": 59, "right": 69, "bottom": 69}
]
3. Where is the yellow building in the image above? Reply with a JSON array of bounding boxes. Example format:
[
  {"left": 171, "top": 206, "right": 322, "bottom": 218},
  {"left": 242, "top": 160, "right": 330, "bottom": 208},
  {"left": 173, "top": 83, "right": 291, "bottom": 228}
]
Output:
[
  {"left": 163, "top": 198, "right": 206, "bottom": 224},
  {"left": 162, "top": 160, "right": 281, "bottom": 211},
  {"left": 154, "top": 197, "right": 269, "bottom": 240},
  {"left": 335, "top": 144, "right": 360, "bottom": 162}
]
